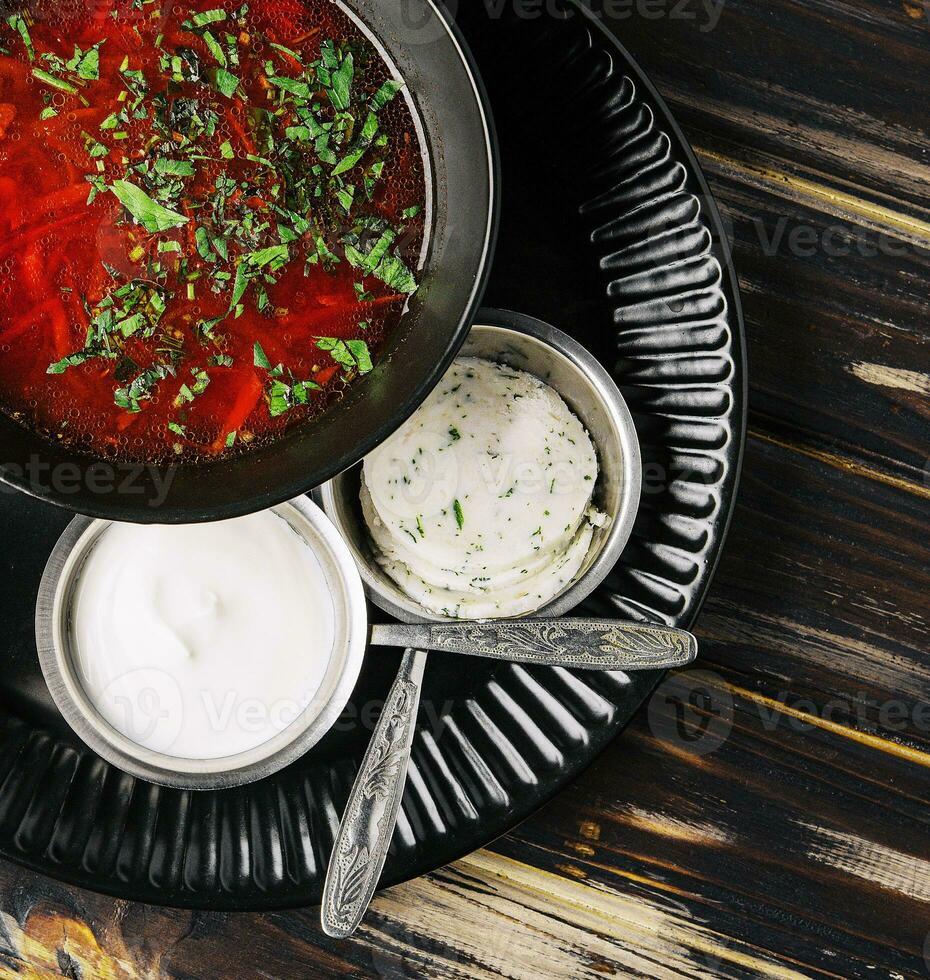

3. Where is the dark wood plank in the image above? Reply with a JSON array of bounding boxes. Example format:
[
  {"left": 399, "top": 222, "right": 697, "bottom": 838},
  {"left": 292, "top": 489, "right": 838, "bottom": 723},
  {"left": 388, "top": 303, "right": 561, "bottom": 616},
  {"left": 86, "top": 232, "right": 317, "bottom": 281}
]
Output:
[
  {"left": 701, "top": 436, "right": 930, "bottom": 720},
  {"left": 494, "top": 690, "right": 930, "bottom": 979},
  {"left": 609, "top": 0, "right": 930, "bottom": 217},
  {"left": 707, "top": 166, "right": 930, "bottom": 483}
]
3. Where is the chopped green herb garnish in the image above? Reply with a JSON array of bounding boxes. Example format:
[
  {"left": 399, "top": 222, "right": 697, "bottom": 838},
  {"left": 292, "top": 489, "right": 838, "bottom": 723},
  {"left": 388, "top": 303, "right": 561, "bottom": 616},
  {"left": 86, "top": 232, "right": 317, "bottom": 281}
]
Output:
[
  {"left": 7, "top": 14, "right": 33, "bottom": 61},
  {"left": 346, "top": 339, "right": 372, "bottom": 374},
  {"left": 68, "top": 42, "right": 102, "bottom": 80},
  {"left": 155, "top": 159, "right": 195, "bottom": 177},
  {"left": 323, "top": 47, "right": 354, "bottom": 111},
  {"left": 214, "top": 68, "right": 239, "bottom": 97},
  {"left": 253, "top": 342, "right": 272, "bottom": 370},
  {"left": 315, "top": 337, "right": 373, "bottom": 376},
  {"left": 267, "top": 74, "right": 312, "bottom": 99},
  {"left": 371, "top": 79, "right": 404, "bottom": 110},
  {"left": 114, "top": 362, "right": 174, "bottom": 412},
  {"left": 183, "top": 8, "right": 227, "bottom": 29},
  {"left": 31, "top": 68, "right": 77, "bottom": 93},
  {"left": 110, "top": 179, "right": 189, "bottom": 232}
]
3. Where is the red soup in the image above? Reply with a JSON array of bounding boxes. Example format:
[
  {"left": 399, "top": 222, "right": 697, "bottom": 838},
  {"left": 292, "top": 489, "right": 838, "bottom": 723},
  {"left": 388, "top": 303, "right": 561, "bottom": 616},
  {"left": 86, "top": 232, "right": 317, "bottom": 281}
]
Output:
[{"left": 0, "top": 0, "right": 427, "bottom": 462}]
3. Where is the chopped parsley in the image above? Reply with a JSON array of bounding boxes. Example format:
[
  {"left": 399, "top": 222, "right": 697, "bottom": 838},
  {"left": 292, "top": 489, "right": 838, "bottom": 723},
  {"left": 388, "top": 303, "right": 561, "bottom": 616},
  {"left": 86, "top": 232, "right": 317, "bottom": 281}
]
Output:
[
  {"left": 110, "top": 179, "right": 190, "bottom": 233},
  {"left": 315, "top": 337, "right": 373, "bottom": 377}
]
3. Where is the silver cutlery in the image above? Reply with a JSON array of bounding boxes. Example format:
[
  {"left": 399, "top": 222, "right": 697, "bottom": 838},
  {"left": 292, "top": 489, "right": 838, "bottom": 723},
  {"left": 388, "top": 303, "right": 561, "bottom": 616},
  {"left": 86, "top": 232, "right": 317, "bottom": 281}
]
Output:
[
  {"left": 321, "top": 618, "right": 696, "bottom": 938},
  {"left": 367, "top": 618, "right": 696, "bottom": 670}
]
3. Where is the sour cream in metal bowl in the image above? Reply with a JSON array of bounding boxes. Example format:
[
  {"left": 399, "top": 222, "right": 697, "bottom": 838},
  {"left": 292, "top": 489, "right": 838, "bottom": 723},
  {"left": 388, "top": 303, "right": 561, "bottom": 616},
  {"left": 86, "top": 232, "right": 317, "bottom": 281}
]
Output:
[{"left": 35, "top": 498, "right": 367, "bottom": 790}]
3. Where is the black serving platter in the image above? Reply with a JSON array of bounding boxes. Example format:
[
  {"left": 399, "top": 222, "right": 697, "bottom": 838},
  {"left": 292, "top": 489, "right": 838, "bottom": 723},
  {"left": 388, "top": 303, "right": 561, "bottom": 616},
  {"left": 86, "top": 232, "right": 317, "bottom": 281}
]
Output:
[{"left": 0, "top": 0, "right": 745, "bottom": 909}]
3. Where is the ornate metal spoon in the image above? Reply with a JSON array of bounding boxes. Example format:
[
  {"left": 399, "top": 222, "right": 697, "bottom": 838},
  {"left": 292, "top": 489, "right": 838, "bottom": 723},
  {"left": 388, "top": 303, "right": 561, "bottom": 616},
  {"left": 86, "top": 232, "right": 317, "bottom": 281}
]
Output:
[
  {"left": 367, "top": 618, "right": 696, "bottom": 670},
  {"left": 321, "top": 619, "right": 696, "bottom": 938}
]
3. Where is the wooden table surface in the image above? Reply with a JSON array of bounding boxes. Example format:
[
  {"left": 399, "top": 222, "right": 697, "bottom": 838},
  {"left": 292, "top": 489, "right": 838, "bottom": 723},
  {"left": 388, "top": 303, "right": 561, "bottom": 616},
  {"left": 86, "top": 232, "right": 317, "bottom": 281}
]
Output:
[{"left": 3, "top": 1, "right": 929, "bottom": 977}]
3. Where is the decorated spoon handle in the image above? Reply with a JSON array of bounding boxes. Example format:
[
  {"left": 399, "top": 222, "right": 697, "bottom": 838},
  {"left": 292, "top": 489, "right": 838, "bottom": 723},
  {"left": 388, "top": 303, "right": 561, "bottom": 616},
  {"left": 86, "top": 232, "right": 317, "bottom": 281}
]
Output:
[
  {"left": 370, "top": 619, "right": 697, "bottom": 671},
  {"left": 321, "top": 648, "right": 427, "bottom": 939}
]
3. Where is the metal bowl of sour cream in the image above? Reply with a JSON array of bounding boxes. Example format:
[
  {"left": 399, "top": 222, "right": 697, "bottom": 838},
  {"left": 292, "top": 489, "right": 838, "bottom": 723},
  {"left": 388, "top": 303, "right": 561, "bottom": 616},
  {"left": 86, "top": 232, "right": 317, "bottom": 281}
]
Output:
[
  {"left": 35, "top": 497, "right": 367, "bottom": 791},
  {"left": 317, "top": 309, "right": 643, "bottom": 624}
]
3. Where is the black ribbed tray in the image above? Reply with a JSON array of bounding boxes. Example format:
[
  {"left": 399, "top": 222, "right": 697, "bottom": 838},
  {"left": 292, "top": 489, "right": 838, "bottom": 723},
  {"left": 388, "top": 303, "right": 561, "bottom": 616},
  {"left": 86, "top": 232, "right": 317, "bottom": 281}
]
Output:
[{"left": 0, "top": 1, "right": 745, "bottom": 909}]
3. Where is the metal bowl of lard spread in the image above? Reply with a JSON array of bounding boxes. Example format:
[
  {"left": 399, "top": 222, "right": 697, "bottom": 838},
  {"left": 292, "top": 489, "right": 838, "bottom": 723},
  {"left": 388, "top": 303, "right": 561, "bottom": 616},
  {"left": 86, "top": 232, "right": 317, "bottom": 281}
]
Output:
[{"left": 317, "top": 308, "right": 643, "bottom": 624}]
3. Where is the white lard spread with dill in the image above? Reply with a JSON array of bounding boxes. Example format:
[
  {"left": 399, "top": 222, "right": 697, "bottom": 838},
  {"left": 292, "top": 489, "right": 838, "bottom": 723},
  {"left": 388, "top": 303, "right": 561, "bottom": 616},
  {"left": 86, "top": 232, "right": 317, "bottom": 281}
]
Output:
[
  {"left": 71, "top": 511, "right": 335, "bottom": 760},
  {"left": 362, "top": 356, "right": 606, "bottom": 619}
]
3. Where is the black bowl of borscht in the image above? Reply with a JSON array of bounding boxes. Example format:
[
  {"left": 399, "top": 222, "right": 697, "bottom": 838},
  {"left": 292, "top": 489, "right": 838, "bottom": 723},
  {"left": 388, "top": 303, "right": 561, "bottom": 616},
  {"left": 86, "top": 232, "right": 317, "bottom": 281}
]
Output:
[{"left": 0, "top": 0, "right": 497, "bottom": 521}]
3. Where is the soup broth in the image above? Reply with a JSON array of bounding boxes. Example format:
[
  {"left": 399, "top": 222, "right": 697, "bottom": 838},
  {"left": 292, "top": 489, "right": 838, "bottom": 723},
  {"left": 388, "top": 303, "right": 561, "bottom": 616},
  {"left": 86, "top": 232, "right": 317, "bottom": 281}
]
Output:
[{"left": 0, "top": 0, "right": 427, "bottom": 462}]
